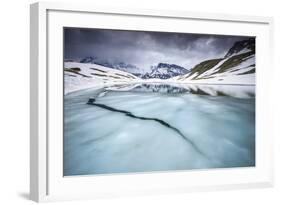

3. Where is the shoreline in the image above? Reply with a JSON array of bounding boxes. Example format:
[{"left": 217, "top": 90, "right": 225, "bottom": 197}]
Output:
[{"left": 64, "top": 81, "right": 256, "bottom": 96}]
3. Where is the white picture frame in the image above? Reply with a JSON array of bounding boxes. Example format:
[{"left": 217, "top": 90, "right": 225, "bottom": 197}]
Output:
[{"left": 30, "top": 1, "right": 274, "bottom": 202}]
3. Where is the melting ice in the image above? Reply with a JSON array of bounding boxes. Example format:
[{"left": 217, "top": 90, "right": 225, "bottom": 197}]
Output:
[{"left": 63, "top": 83, "right": 255, "bottom": 176}]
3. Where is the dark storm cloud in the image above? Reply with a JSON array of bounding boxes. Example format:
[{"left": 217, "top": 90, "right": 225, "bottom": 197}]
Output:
[{"left": 64, "top": 28, "right": 250, "bottom": 70}]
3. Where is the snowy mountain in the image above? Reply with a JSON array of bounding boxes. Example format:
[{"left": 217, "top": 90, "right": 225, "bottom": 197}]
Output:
[
  {"left": 112, "top": 62, "right": 145, "bottom": 78},
  {"left": 224, "top": 38, "right": 255, "bottom": 58},
  {"left": 64, "top": 62, "right": 141, "bottom": 94},
  {"left": 143, "top": 63, "right": 190, "bottom": 79},
  {"left": 79, "top": 57, "right": 189, "bottom": 79},
  {"left": 174, "top": 38, "right": 255, "bottom": 84},
  {"left": 79, "top": 57, "right": 145, "bottom": 77}
]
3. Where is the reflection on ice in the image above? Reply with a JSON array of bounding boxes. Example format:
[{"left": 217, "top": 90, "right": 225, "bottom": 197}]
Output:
[
  {"left": 104, "top": 83, "right": 255, "bottom": 98},
  {"left": 64, "top": 83, "right": 255, "bottom": 176}
]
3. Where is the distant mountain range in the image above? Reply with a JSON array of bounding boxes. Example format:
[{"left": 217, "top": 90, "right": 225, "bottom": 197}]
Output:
[
  {"left": 65, "top": 37, "right": 255, "bottom": 83},
  {"left": 143, "top": 63, "right": 189, "bottom": 79},
  {"left": 78, "top": 57, "right": 189, "bottom": 79},
  {"left": 64, "top": 38, "right": 255, "bottom": 94}
]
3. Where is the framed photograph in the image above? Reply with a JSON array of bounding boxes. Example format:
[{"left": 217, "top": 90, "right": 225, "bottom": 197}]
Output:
[{"left": 30, "top": 2, "right": 274, "bottom": 202}]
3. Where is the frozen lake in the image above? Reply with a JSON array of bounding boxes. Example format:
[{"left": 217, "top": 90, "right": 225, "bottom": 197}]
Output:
[{"left": 63, "top": 83, "right": 255, "bottom": 176}]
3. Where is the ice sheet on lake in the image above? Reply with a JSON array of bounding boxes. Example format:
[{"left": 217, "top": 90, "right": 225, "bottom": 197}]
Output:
[{"left": 64, "top": 83, "right": 255, "bottom": 176}]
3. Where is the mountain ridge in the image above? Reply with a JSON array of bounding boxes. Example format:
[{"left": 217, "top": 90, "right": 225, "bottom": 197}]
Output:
[
  {"left": 78, "top": 56, "right": 190, "bottom": 79},
  {"left": 143, "top": 63, "right": 190, "bottom": 79},
  {"left": 175, "top": 38, "right": 255, "bottom": 84}
]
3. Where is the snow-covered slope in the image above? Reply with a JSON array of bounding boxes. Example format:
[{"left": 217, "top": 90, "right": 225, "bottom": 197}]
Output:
[
  {"left": 174, "top": 38, "right": 255, "bottom": 85},
  {"left": 79, "top": 57, "right": 145, "bottom": 78},
  {"left": 224, "top": 38, "right": 255, "bottom": 58},
  {"left": 64, "top": 62, "right": 141, "bottom": 94}
]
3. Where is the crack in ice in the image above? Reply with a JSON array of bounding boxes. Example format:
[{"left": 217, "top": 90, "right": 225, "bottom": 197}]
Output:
[{"left": 87, "top": 98, "right": 207, "bottom": 158}]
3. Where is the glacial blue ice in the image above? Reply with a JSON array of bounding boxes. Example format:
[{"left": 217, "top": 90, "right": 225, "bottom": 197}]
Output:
[{"left": 63, "top": 83, "right": 255, "bottom": 176}]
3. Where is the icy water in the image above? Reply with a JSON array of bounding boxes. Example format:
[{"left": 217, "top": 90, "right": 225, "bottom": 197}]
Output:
[{"left": 63, "top": 83, "right": 255, "bottom": 176}]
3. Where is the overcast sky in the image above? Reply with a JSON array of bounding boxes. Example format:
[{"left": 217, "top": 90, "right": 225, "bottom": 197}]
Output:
[{"left": 64, "top": 28, "right": 250, "bottom": 71}]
